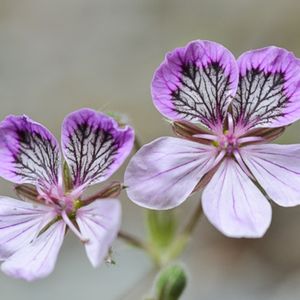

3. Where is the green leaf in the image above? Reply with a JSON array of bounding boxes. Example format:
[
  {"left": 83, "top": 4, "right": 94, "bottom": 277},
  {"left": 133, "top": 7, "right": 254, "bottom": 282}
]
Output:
[{"left": 155, "top": 264, "right": 187, "bottom": 300}]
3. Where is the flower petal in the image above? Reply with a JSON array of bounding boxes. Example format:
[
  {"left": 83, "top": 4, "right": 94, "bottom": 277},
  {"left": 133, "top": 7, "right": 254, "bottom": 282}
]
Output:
[
  {"left": 233, "top": 46, "right": 300, "bottom": 129},
  {"left": 0, "top": 197, "right": 56, "bottom": 260},
  {"left": 202, "top": 159, "right": 272, "bottom": 238},
  {"left": 241, "top": 144, "right": 300, "bottom": 207},
  {"left": 151, "top": 40, "right": 238, "bottom": 130},
  {"left": 76, "top": 199, "right": 121, "bottom": 267},
  {"left": 1, "top": 220, "right": 65, "bottom": 281},
  {"left": 0, "top": 115, "right": 61, "bottom": 194},
  {"left": 124, "top": 137, "right": 216, "bottom": 210},
  {"left": 61, "top": 109, "right": 134, "bottom": 188}
]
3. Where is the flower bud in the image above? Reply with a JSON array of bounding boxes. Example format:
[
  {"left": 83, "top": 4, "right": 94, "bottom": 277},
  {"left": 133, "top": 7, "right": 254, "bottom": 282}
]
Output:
[{"left": 155, "top": 264, "right": 187, "bottom": 300}]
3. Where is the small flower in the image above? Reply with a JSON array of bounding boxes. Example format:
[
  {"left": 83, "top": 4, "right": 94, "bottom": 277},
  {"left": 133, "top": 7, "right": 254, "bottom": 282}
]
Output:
[
  {"left": 0, "top": 108, "right": 134, "bottom": 281},
  {"left": 125, "top": 40, "right": 300, "bottom": 238}
]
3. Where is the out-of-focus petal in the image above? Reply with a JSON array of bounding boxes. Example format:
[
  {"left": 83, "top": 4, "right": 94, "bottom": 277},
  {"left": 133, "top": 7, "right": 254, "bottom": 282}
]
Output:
[
  {"left": 61, "top": 108, "right": 134, "bottom": 188},
  {"left": 76, "top": 199, "right": 121, "bottom": 267},
  {"left": 1, "top": 220, "right": 66, "bottom": 281},
  {"left": 0, "top": 196, "right": 56, "bottom": 260},
  {"left": 233, "top": 46, "right": 300, "bottom": 129},
  {"left": 202, "top": 159, "right": 272, "bottom": 238},
  {"left": 0, "top": 115, "right": 61, "bottom": 194},
  {"left": 125, "top": 137, "right": 216, "bottom": 210},
  {"left": 152, "top": 40, "right": 238, "bottom": 131},
  {"left": 241, "top": 144, "right": 300, "bottom": 207}
]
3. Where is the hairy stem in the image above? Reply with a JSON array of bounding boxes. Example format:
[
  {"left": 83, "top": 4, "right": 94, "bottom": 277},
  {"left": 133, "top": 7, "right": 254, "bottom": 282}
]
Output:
[
  {"left": 118, "top": 230, "right": 148, "bottom": 250},
  {"left": 118, "top": 230, "right": 161, "bottom": 266},
  {"left": 119, "top": 203, "right": 203, "bottom": 268},
  {"left": 161, "top": 203, "right": 203, "bottom": 265},
  {"left": 182, "top": 202, "right": 203, "bottom": 237}
]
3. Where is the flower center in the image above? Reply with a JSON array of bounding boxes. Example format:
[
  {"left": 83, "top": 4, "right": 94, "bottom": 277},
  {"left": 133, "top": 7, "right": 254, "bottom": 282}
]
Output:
[
  {"left": 215, "top": 131, "right": 238, "bottom": 156},
  {"left": 40, "top": 184, "right": 84, "bottom": 216}
]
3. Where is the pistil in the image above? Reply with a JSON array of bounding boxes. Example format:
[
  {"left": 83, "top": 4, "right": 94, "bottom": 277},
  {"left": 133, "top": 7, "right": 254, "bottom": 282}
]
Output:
[{"left": 61, "top": 210, "right": 89, "bottom": 243}]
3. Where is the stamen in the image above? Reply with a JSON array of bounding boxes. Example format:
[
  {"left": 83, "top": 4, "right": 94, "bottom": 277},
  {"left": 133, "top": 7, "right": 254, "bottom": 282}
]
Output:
[
  {"left": 61, "top": 210, "right": 89, "bottom": 243},
  {"left": 193, "top": 134, "right": 218, "bottom": 141},
  {"left": 233, "top": 150, "right": 255, "bottom": 180},
  {"left": 238, "top": 136, "right": 264, "bottom": 144}
]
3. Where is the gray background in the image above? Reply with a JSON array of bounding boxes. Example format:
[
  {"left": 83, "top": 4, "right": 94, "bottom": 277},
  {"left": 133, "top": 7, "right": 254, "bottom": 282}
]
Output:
[{"left": 0, "top": 0, "right": 300, "bottom": 299}]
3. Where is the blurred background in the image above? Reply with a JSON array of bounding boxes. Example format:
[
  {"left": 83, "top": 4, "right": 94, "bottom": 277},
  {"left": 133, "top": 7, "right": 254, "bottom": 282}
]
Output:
[{"left": 0, "top": 0, "right": 300, "bottom": 299}]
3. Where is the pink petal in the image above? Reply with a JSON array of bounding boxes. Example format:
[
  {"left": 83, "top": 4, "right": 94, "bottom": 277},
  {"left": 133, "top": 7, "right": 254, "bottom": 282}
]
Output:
[
  {"left": 124, "top": 137, "right": 216, "bottom": 210},
  {"left": 1, "top": 220, "right": 66, "bottom": 281},
  {"left": 0, "top": 197, "right": 56, "bottom": 260},
  {"left": 76, "top": 199, "right": 121, "bottom": 267},
  {"left": 241, "top": 144, "right": 300, "bottom": 207},
  {"left": 0, "top": 115, "right": 61, "bottom": 194},
  {"left": 151, "top": 40, "right": 238, "bottom": 130},
  {"left": 233, "top": 46, "right": 300, "bottom": 129},
  {"left": 61, "top": 108, "right": 134, "bottom": 188},
  {"left": 202, "top": 159, "right": 272, "bottom": 238}
]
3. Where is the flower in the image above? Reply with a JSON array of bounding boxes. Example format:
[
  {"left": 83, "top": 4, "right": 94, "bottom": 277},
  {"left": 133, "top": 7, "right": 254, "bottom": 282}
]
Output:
[
  {"left": 0, "top": 108, "right": 134, "bottom": 281},
  {"left": 125, "top": 40, "right": 300, "bottom": 238}
]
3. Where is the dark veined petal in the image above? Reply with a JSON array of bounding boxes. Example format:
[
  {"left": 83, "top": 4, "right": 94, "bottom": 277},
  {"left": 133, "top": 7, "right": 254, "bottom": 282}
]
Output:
[
  {"left": 202, "top": 159, "right": 272, "bottom": 238},
  {"left": 61, "top": 109, "right": 134, "bottom": 188},
  {"left": 76, "top": 199, "right": 121, "bottom": 267},
  {"left": 151, "top": 40, "right": 238, "bottom": 130},
  {"left": 1, "top": 220, "right": 66, "bottom": 281},
  {"left": 124, "top": 137, "right": 217, "bottom": 210},
  {"left": 233, "top": 46, "right": 300, "bottom": 129},
  {"left": 0, "top": 197, "right": 56, "bottom": 260},
  {"left": 0, "top": 115, "right": 61, "bottom": 194},
  {"left": 241, "top": 144, "right": 300, "bottom": 207}
]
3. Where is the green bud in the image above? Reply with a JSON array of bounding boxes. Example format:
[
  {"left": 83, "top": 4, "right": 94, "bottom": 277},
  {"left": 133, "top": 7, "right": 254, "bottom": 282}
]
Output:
[{"left": 155, "top": 264, "right": 187, "bottom": 300}]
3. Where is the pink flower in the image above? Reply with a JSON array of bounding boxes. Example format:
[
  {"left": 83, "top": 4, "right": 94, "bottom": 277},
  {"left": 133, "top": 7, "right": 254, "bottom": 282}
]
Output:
[
  {"left": 0, "top": 108, "right": 134, "bottom": 281},
  {"left": 125, "top": 40, "right": 300, "bottom": 238}
]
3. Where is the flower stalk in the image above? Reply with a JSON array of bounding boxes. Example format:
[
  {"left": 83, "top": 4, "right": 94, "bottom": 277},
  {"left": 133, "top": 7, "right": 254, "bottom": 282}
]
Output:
[{"left": 119, "top": 203, "right": 203, "bottom": 268}]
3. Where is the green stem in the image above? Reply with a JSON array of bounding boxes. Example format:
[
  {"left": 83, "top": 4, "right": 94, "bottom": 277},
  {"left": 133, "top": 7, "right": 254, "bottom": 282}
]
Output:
[
  {"left": 182, "top": 202, "right": 203, "bottom": 237},
  {"left": 118, "top": 203, "right": 203, "bottom": 268},
  {"left": 161, "top": 203, "right": 203, "bottom": 264},
  {"left": 118, "top": 230, "right": 148, "bottom": 250},
  {"left": 118, "top": 230, "right": 161, "bottom": 266}
]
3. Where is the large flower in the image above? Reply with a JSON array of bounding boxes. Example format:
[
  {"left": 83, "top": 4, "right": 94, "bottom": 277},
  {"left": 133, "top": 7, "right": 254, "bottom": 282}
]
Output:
[
  {"left": 125, "top": 40, "right": 300, "bottom": 238},
  {"left": 0, "top": 108, "right": 134, "bottom": 281}
]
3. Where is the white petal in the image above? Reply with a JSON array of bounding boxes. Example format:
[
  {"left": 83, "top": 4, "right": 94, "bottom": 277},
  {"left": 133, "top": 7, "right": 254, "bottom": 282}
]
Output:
[
  {"left": 202, "top": 159, "right": 272, "bottom": 238},
  {"left": 125, "top": 137, "right": 216, "bottom": 209},
  {"left": 241, "top": 144, "right": 300, "bottom": 207},
  {"left": 0, "top": 196, "right": 56, "bottom": 260},
  {"left": 1, "top": 220, "right": 66, "bottom": 281},
  {"left": 76, "top": 199, "right": 121, "bottom": 267}
]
